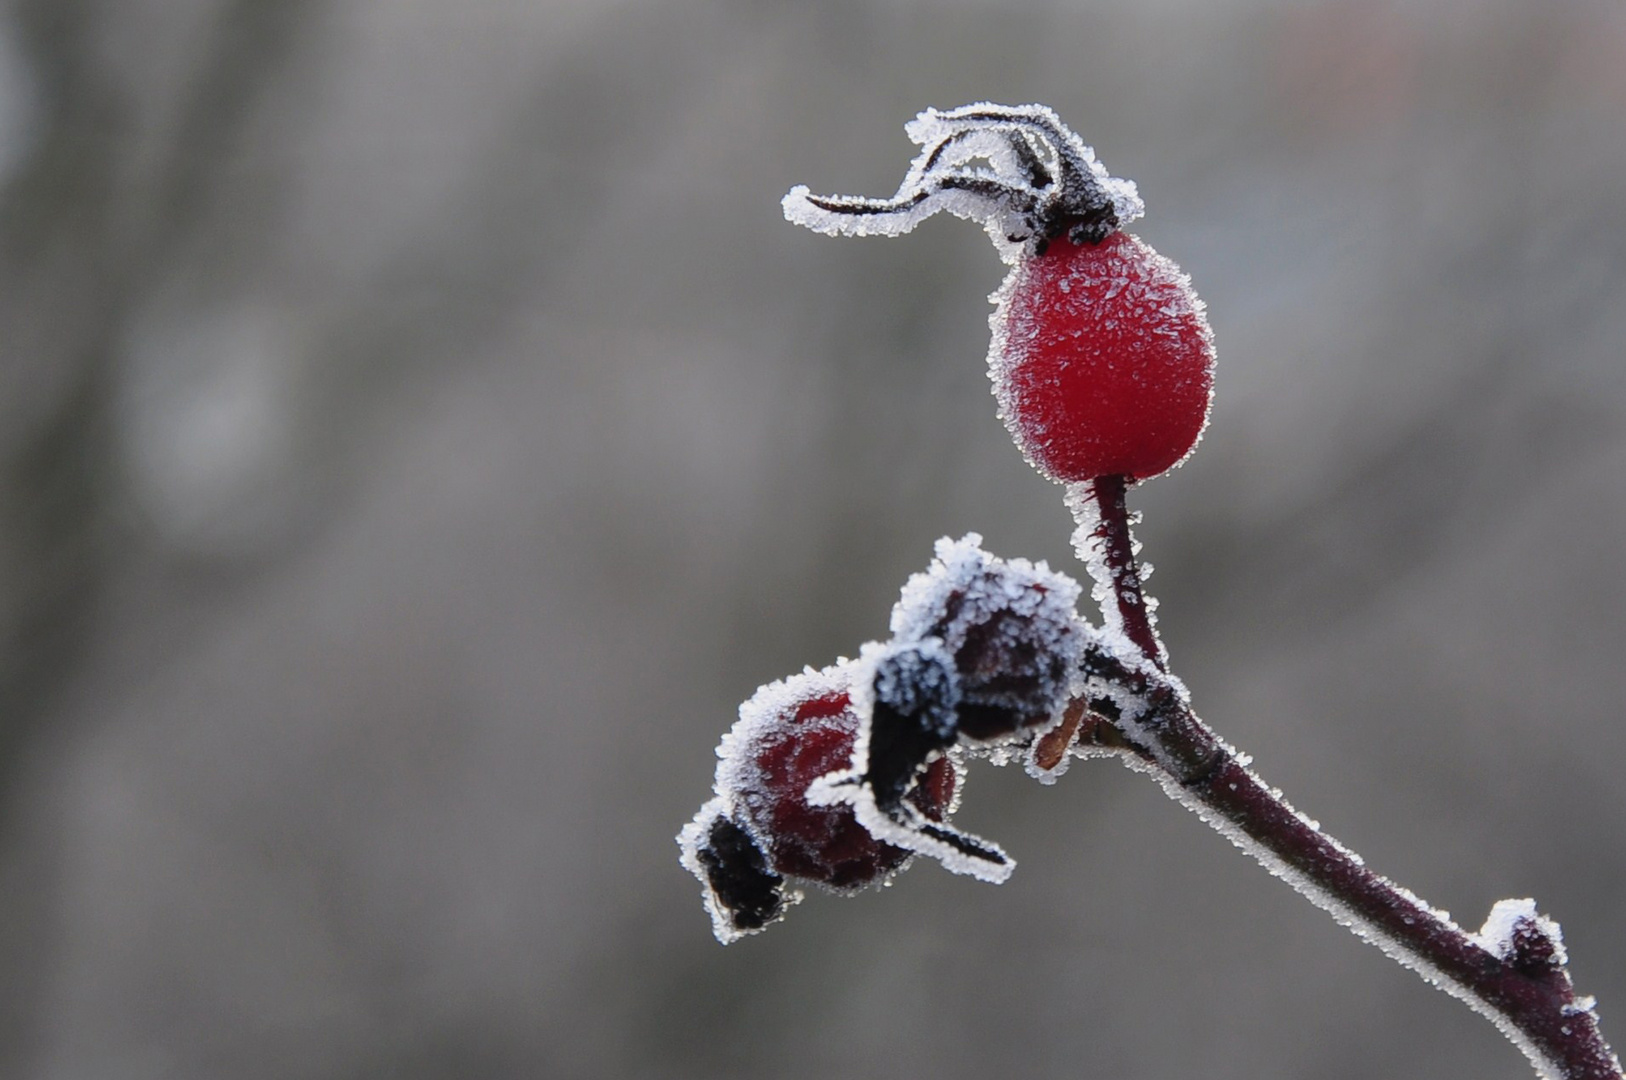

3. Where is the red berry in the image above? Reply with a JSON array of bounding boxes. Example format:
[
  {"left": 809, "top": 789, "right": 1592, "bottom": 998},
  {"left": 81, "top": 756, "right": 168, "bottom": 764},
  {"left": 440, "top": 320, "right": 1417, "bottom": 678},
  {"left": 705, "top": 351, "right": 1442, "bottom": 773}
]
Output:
[
  {"left": 990, "top": 231, "right": 1215, "bottom": 483},
  {"left": 681, "top": 663, "right": 961, "bottom": 940},
  {"left": 743, "top": 681, "right": 955, "bottom": 889}
]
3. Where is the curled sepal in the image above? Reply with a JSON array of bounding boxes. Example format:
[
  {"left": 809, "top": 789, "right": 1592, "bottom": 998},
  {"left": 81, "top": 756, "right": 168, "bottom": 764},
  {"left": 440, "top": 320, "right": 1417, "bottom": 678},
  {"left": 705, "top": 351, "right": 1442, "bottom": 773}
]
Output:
[
  {"left": 783, "top": 102, "right": 1143, "bottom": 262},
  {"left": 809, "top": 640, "right": 1014, "bottom": 883}
]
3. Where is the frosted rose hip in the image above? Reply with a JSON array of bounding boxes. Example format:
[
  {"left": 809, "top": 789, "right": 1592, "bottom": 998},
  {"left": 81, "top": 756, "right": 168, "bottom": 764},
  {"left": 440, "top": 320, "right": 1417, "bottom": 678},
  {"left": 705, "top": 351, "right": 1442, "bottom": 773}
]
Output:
[
  {"left": 992, "top": 231, "right": 1214, "bottom": 483},
  {"left": 678, "top": 662, "right": 957, "bottom": 942},
  {"left": 891, "top": 533, "right": 1085, "bottom": 743},
  {"left": 783, "top": 103, "right": 1217, "bottom": 485},
  {"left": 745, "top": 684, "right": 954, "bottom": 888}
]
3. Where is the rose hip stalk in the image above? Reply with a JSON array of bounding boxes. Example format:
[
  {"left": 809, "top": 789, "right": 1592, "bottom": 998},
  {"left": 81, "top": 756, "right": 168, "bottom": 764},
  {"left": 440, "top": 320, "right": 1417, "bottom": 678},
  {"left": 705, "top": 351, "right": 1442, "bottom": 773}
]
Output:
[{"left": 671, "top": 104, "right": 1626, "bottom": 1080}]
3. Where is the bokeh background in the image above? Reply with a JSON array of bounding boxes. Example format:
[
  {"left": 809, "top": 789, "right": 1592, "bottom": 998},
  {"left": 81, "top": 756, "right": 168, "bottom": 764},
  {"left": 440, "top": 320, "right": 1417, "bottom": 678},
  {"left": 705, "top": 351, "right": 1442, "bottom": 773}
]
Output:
[{"left": 1, "top": 1, "right": 1624, "bottom": 1077}]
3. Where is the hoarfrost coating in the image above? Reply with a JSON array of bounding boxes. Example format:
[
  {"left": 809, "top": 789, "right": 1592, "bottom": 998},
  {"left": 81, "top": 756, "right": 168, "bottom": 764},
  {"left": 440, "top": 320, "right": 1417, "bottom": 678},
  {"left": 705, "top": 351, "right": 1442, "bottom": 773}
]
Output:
[
  {"left": 1067, "top": 483, "right": 1167, "bottom": 670},
  {"left": 1475, "top": 898, "right": 1569, "bottom": 968},
  {"left": 990, "top": 233, "right": 1215, "bottom": 484},
  {"left": 692, "top": 98, "right": 1624, "bottom": 1080},
  {"left": 891, "top": 533, "right": 1086, "bottom": 733},
  {"left": 890, "top": 533, "right": 1083, "bottom": 650}
]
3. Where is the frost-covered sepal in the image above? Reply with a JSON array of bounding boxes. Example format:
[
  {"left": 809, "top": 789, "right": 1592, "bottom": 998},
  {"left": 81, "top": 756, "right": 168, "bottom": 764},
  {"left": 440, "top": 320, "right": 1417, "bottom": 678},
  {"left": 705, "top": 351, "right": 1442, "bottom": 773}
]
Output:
[
  {"left": 784, "top": 103, "right": 1143, "bottom": 262},
  {"left": 809, "top": 639, "right": 1014, "bottom": 883}
]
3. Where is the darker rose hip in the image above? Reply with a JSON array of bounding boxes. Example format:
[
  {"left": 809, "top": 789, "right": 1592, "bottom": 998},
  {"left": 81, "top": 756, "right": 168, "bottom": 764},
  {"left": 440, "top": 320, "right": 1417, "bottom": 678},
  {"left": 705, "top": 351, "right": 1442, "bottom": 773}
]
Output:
[
  {"left": 892, "top": 534, "right": 1085, "bottom": 743},
  {"left": 679, "top": 662, "right": 956, "bottom": 942},
  {"left": 746, "top": 685, "right": 954, "bottom": 888}
]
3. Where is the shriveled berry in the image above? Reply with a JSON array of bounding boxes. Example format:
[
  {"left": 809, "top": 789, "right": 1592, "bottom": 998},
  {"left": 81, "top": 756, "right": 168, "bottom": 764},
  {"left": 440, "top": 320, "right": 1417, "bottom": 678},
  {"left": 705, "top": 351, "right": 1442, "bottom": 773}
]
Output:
[
  {"left": 747, "top": 684, "right": 953, "bottom": 887},
  {"left": 991, "top": 231, "right": 1214, "bottom": 483}
]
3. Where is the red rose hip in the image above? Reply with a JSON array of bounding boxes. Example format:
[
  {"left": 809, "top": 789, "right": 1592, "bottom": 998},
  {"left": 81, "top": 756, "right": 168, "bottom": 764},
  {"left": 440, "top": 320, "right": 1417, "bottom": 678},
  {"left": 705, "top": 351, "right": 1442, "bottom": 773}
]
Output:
[
  {"left": 783, "top": 103, "right": 1216, "bottom": 484},
  {"left": 744, "top": 679, "right": 955, "bottom": 888},
  {"left": 992, "top": 231, "right": 1214, "bottom": 483},
  {"left": 678, "top": 661, "right": 958, "bottom": 942}
]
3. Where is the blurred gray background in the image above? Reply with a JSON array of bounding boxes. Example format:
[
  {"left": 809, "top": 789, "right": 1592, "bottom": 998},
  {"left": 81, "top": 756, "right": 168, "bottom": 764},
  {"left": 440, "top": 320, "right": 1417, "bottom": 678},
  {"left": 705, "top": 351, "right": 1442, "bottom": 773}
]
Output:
[{"left": 1, "top": 1, "right": 1623, "bottom": 1078}]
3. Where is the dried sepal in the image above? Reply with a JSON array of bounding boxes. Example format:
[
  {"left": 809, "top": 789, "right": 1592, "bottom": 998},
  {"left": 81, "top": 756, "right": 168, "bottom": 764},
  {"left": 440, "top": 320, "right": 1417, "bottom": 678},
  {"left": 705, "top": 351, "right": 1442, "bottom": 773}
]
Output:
[
  {"left": 809, "top": 639, "right": 1014, "bottom": 883},
  {"left": 783, "top": 103, "right": 1143, "bottom": 263}
]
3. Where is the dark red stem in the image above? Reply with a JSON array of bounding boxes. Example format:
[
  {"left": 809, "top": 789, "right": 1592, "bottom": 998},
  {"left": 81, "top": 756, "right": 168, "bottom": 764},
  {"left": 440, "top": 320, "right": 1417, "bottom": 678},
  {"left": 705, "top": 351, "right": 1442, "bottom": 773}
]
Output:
[
  {"left": 1080, "top": 495, "right": 1622, "bottom": 1080},
  {"left": 1084, "top": 474, "right": 1165, "bottom": 671}
]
